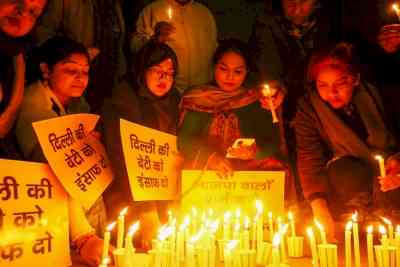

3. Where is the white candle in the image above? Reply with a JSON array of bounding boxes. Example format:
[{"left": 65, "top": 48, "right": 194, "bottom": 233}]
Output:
[
  {"left": 243, "top": 216, "right": 250, "bottom": 250},
  {"left": 345, "top": 221, "right": 353, "bottom": 267},
  {"left": 262, "top": 84, "right": 279, "bottom": 123},
  {"left": 279, "top": 224, "right": 288, "bottom": 263},
  {"left": 380, "top": 225, "right": 389, "bottom": 247},
  {"left": 125, "top": 221, "right": 140, "bottom": 250},
  {"left": 352, "top": 212, "right": 361, "bottom": 267},
  {"left": 375, "top": 155, "right": 386, "bottom": 177},
  {"left": 117, "top": 207, "right": 128, "bottom": 249},
  {"left": 255, "top": 200, "right": 264, "bottom": 251},
  {"left": 268, "top": 212, "right": 274, "bottom": 242},
  {"left": 271, "top": 233, "right": 281, "bottom": 267},
  {"left": 224, "top": 211, "right": 232, "bottom": 240},
  {"left": 288, "top": 211, "right": 296, "bottom": 237},
  {"left": 307, "top": 227, "right": 319, "bottom": 267},
  {"left": 395, "top": 226, "right": 400, "bottom": 267},
  {"left": 102, "top": 222, "right": 116, "bottom": 261},
  {"left": 315, "top": 219, "right": 327, "bottom": 244},
  {"left": 382, "top": 217, "right": 394, "bottom": 240},
  {"left": 367, "top": 226, "right": 374, "bottom": 267}
]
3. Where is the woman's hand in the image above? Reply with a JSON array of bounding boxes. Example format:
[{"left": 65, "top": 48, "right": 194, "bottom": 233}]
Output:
[
  {"left": 260, "top": 80, "right": 285, "bottom": 111},
  {"left": 378, "top": 24, "right": 400, "bottom": 53},
  {"left": 379, "top": 153, "right": 400, "bottom": 192},
  {"left": 207, "top": 153, "right": 233, "bottom": 179}
]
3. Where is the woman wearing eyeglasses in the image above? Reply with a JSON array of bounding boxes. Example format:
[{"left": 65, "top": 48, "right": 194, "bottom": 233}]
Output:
[
  {"left": 294, "top": 42, "right": 398, "bottom": 241},
  {"left": 101, "top": 40, "right": 181, "bottom": 250}
]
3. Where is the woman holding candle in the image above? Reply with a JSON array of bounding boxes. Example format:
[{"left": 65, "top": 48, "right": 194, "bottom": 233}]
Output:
[
  {"left": 178, "top": 38, "right": 297, "bottom": 205},
  {"left": 102, "top": 40, "right": 182, "bottom": 250},
  {"left": 294, "top": 42, "right": 398, "bottom": 240},
  {"left": 15, "top": 36, "right": 109, "bottom": 266}
]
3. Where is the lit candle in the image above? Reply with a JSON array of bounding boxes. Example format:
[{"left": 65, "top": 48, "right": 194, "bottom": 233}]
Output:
[
  {"left": 255, "top": 200, "right": 264, "bottom": 250},
  {"left": 345, "top": 221, "right": 353, "bottom": 267},
  {"left": 167, "top": 6, "right": 173, "bottom": 20},
  {"left": 381, "top": 217, "right": 394, "bottom": 240},
  {"left": 117, "top": 207, "right": 128, "bottom": 249},
  {"left": 395, "top": 225, "right": 400, "bottom": 267},
  {"left": 102, "top": 222, "right": 116, "bottom": 261},
  {"left": 223, "top": 211, "right": 232, "bottom": 240},
  {"left": 262, "top": 84, "right": 279, "bottom": 123},
  {"left": 352, "top": 212, "right": 361, "bottom": 267},
  {"left": 367, "top": 226, "right": 374, "bottom": 267},
  {"left": 251, "top": 217, "right": 257, "bottom": 250},
  {"left": 279, "top": 224, "right": 288, "bottom": 263},
  {"left": 307, "top": 227, "right": 318, "bottom": 267},
  {"left": 268, "top": 211, "right": 274, "bottom": 242},
  {"left": 271, "top": 233, "right": 281, "bottom": 267},
  {"left": 315, "top": 219, "right": 327, "bottom": 244},
  {"left": 375, "top": 155, "right": 386, "bottom": 177},
  {"left": 124, "top": 221, "right": 140, "bottom": 265},
  {"left": 393, "top": 3, "right": 400, "bottom": 21},
  {"left": 380, "top": 225, "right": 389, "bottom": 247},
  {"left": 243, "top": 216, "right": 250, "bottom": 250},
  {"left": 125, "top": 221, "right": 140, "bottom": 250},
  {"left": 288, "top": 211, "right": 296, "bottom": 237}
]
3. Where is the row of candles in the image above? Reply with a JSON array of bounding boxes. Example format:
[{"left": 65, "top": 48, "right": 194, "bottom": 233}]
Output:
[{"left": 99, "top": 202, "right": 400, "bottom": 267}]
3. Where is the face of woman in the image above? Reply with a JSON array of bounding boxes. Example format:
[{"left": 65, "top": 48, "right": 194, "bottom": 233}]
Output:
[
  {"left": 214, "top": 51, "right": 247, "bottom": 92},
  {"left": 43, "top": 53, "right": 90, "bottom": 101},
  {"left": 316, "top": 66, "right": 359, "bottom": 110},
  {"left": 145, "top": 58, "right": 175, "bottom": 97},
  {"left": 282, "top": 0, "right": 316, "bottom": 25},
  {"left": 0, "top": 0, "right": 47, "bottom": 38}
]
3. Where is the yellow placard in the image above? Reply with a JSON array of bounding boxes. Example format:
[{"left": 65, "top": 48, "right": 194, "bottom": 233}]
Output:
[
  {"left": 181, "top": 170, "right": 285, "bottom": 215},
  {"left": 32, "top": 114, "right": 113, "bottom": 209},
  {"left": 0, "top": 159, "right": 69, "bottom": 267},
  {"left": 120, "top": 119, "right": 179, "bottom": 201}
]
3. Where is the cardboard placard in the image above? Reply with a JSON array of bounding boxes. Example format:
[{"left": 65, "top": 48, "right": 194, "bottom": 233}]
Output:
[
  {"left": 181, "top": 170, "right": 285, "bottom": 215},
  {"left": 120, "top": 119, "right": 179, "bottom": 201},
  {"left": 33, "top": 114, "right": 113, "bottom": 209},
  {"left": 0, "top": 159, "right": 70, "bottom": 267}
]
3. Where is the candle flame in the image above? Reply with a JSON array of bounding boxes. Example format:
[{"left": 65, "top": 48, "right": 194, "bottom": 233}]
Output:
[
  {"left": 255, "top": 200, "right": 263, "bottom": 214},
  {"left": 128, "top": 221, "right": 140, "bottom": 237},
  {"left": 180, "top": 216, "right": 190, "bottom": 231},
  {"left": 158, "top": 225, "right": 174, "bottom": 241},
  {"left": 224, "top": 211, "right": 231, "bottom": 222},
  {"left": 192, "top": 207, "right": 198, "bottom": 217},
  {"left": 379, "top": 225, "right": 387, "bottom": 235},
  {"left": 272, "top": 233, "right": 281, "bottom": 247},
  {"left": 101, "top": 257, "right": 111, "bottom": 265},
  {"left": 190, "top": 229, "right": 204, "bottom": 244},
  {"left": 280, "top": 224, "right": 289, "bottom": 235},
  {"left": 234, "top": 222, "right": 240, "bottom": 232},
  {"left": 119, "top": 207, "right": 128, "bottom": 217},
  {"left": 351, "top": 211, "right": 358, "bottom": 222},
  {"left": 210, "top": 220, "right": 220, "bottom": 233},
  {"left": 393, "top": 3, "right": 400, "bottom": 12},
  {"left": 367, "top": 225, "right": 373, "bottom": 234},
  {"left": 288, "top": 211, "right": 294, "bottom": 221},
  {"left": 397, "top": 225, "right": 400, "bottom": 233},
  {"left": 375, "top": 155, "right": 384, "bottom": 161},
  {"left": 167, "top": 7, "right": 172, "bottom": 19},
  {"left": 235, "top": 208, "right": 241, "bottom": 218},
  {"left": 268, "top": 211, "right": 273, "bottom": 219},
  {"left": 314, "top": 219, "right": 324, "bottom": 231},
  {"left": 262, "top": 84, "right": 271, "bottom": 97},
  {"left": 244, "top": 216, "right": 250, "bottom": 229},
  {"left": 208, "top": 208, "right": 214, "bottom": 217},
  {"left": 106, "top": 222, "right": 116, "bottom": 231},
  {"left": 381, "top": 217, "right": 392, "bottom": 225},
  {"left": 346, "top": 221, "right": 353, "bottom": 231},
  {"left": 226, "top": 240, "right": 239, "bottom": 251},
  {"left": 306, "top": 227, "right": 314, "bottom": 238}
]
